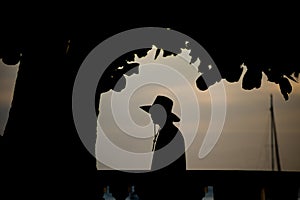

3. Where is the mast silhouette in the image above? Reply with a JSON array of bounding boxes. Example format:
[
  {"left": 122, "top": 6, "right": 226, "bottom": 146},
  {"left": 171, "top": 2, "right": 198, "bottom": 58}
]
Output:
[{"left": 270, "top": 94, "right": 281, "bottom": 171}]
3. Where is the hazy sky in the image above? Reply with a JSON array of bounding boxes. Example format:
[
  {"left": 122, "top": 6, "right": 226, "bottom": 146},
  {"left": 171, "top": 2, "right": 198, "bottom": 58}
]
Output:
[
  {"left": 96, "top": 46, "right": 300, "bottom": 171},
  {"left": 0, "top": 60, "right": 19, "bottom": 136}
]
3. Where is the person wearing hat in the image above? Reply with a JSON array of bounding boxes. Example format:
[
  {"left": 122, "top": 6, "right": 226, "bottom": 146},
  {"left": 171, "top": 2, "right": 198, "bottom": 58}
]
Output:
[{"left": 140, "top": 95, "right": 186, "bottom": 173}]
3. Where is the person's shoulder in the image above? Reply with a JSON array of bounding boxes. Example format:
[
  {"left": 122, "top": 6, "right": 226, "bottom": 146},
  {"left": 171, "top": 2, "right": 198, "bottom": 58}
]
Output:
[{"left": 172, "top": 125, "right": 181, "bottom": 133}]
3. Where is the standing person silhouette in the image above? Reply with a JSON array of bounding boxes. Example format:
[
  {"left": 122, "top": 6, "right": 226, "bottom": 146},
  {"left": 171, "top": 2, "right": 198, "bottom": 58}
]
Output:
[{"left": 140, "top": 95, "right": 186, "bottom": 172}]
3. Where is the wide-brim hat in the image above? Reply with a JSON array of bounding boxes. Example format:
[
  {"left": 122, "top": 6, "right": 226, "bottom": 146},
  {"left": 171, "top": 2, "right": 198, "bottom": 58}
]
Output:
[{"left": 140, "top": 95, "right": 180, "bottom": 122}]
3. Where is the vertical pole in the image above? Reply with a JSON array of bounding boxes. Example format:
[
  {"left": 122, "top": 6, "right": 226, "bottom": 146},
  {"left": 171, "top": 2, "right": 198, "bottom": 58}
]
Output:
[
  {"left": 270, "top": 95, "right": 274, "bottom": 171},
  {"left": 270, "top": 94, "right": 282, "bottom": 171}
]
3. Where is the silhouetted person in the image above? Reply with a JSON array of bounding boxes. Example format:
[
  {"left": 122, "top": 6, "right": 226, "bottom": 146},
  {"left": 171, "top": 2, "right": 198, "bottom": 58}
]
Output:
[{"left": 140, "top": 95, "right": 186, "bottom": 172}]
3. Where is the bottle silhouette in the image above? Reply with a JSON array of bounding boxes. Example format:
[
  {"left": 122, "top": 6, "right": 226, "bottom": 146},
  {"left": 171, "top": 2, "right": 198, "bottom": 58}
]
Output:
[
  {"left": 125, "top": 185, "right": 139, "bottom": 200},
  {"left": 202, "top": 186, "right": 214, "bottom": 200},
  {"left": 103, "top": 186, "right": 116, "bottom": 200}
]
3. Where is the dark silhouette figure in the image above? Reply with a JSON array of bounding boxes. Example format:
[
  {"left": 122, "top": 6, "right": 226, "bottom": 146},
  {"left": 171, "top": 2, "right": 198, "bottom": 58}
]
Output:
[
  {"left": 140, "top": 95, "right": 187, "bottom": 199},
  {"left": 140, "top": 95, "right": 186, "bottom": 172}
]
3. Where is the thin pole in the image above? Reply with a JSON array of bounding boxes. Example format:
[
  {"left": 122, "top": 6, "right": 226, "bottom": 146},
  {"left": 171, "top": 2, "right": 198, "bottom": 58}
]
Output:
[
  {"left": 270, "top": 95, "right": 274, "bottom": 171},
  {"left": 270, "top": 94, "right": 282, "bottom": 171}
]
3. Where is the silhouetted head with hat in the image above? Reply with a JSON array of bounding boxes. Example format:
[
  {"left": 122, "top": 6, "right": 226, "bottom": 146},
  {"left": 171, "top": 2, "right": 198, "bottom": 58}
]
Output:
[
  {"left": 140, "top": 95, "right": 179, "bottom": 128},
  {"left": 140, "top": 95, "right": 186, "bottom": 173}
]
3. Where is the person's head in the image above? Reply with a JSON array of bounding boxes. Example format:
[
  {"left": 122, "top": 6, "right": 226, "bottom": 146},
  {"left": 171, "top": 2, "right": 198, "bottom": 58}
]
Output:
[
  {"left": 149, "top": 104, "right": 167, "bottom": 127},
  {"left": 140, "top": 95, "right": 180, "bottom": 127}
]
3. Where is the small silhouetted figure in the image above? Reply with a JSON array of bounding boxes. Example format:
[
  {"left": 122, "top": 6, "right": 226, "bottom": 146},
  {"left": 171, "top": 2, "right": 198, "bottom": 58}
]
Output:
[{"left": 140, "top": 95, "right": 186, "bottom": 172}]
